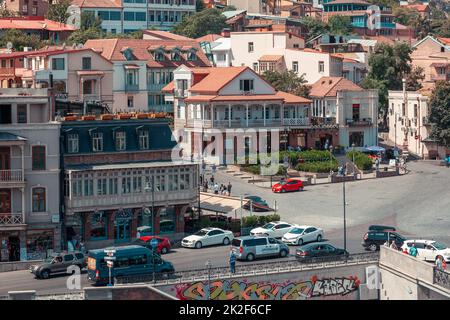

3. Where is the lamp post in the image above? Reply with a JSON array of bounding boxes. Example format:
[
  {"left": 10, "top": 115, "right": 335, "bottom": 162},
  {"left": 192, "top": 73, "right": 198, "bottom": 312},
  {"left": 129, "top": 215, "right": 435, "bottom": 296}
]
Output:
[
  {"left": 329, "top": 145, "right": 333, "bottom": 174},
  {"left": 352, "top": 143, "right": 356, "bottom": 174},
  {"left": 343, "top": 166, "right": 347, "bottom": 253},
  {"left": 205, "top": 260, "right": 212, "bottom": 300},
  {"left": 144, "top": 177, "right": 155, "bottom": 236}
]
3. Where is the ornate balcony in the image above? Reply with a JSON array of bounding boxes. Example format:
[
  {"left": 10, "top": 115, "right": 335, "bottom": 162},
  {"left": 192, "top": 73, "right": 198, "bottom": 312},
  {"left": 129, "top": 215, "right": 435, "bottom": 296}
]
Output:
[
  {"left": 0, "top": 214, "right": 24, "bottom": 226},
  {"left": 0, "top": 170, "right": 24, "bottom": 186}
]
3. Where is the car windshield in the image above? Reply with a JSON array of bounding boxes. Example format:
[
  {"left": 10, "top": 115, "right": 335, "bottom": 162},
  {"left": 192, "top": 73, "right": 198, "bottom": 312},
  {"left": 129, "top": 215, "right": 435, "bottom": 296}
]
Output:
[
  {"left": 290, "top": 228, "right": 305, "bottom": 234},
  {"left": 194, "top": 230, "right": 208, "bottom": 236},
  {"left": 433, "top": 242, "right": 447, "bottom": 250},
  {"left": 278, "top": 181, "right": 287, "bottom": 185},
  {"left": 262, "top": 223, "right": 275, "bottom": 229},
  {"left": 44, "top": 256, "right": 55, "bottom": 262}
]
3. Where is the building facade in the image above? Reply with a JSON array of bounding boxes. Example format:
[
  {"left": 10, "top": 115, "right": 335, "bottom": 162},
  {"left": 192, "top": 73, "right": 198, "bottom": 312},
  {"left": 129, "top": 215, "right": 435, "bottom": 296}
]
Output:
[
  {"left": 0, "top": 88, "right": 61, "bottom": 262},
  {"left": 2, "top": 0, "right": 50, "bottom": 16},
  {"left": 60, "top": 117, "right": 197, "bottom": 249}
]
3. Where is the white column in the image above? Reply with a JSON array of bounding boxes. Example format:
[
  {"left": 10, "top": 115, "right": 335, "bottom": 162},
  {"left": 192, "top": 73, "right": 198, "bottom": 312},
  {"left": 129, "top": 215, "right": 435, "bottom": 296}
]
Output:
[
  {"left": 263, "top": 103, "right": 266, "bottom": 127},
  {"left": 228, "top": 104, "right": 231, "bottom": 128},
  {"left": 20, "top": 145, "right": 24, "bottom": 181},
  {"left": 211, "top": 104, "right": 214, "bottom": 128},
  {"left": 246, "top": 104, "right": 249, "bottom": 127},
  {"left": 21, "top": 187, "right": 26, "bottom": 224},
  {"left": 68, "top": 172, "right": 73, "bottom": 200}
]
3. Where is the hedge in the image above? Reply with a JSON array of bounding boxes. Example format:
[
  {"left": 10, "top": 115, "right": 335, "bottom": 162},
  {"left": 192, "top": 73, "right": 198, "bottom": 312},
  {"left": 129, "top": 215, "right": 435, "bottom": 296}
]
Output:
[
  {"left": 346, "top": 151, "right": 373, "bottom": 170},
  {"left": 242, "top": 214, "right": 281, "bottom": 228},
  {"left": 241, "top": 164, "right": 286, "bottom": 175},
  {"left": 279, "top": 150, "right": 335, "bottom": 166},
  {"left": 295, "top": 161, "right": 339, "bottom": 173}
]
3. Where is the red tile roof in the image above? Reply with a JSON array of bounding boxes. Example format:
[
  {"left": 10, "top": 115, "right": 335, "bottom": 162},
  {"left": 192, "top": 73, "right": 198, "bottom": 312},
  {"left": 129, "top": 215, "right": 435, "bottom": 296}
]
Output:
[
  {"left": 438, "top": 37, "right": 450, "bottom": 45},
  {"left": 189, "top": 67, "right": 248, "bottom": 94},
  {"left": 143, "top": 30, "right": 193, "bottom": 41},
  {"left": 403, "top": 4, "right": 429, "bottom": 12},
  {"left": 84, "top": 39, "right": 211, "bottom": 68},
  {"left": 258, "top": 55, "right": 284, "bottom": 62},
  {"left": 309, "top": 77, "right": 363, "bottom": 97},
  {"left": 71, "top": 0, "right": 122, "bottom": 8},
  {"left": 0, "top": 17, "right": 76, "bottom": 31},
  {"left": 196, "top": 34, "right": 223, "bottom": 43},
  {"left": 276, "top": 91, "right": 312, "bottom": 104}
]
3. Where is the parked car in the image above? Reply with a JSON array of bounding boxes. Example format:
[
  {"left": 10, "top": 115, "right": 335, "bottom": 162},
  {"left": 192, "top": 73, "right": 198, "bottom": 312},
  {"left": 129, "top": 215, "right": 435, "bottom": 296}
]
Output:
[
  {"left": 282, "top": 225, "right": 324, "bottom": 246},
  {"left": 401, "top": 240, "right": 450, "bottom": 263},
  {"left": 250, "top": 221, "right": 294, "bottom": 238},
  {"left": 181, "top": 227, "right": 234, "bottom": 249},
  {"left": 87, "top": 245, "right": 174, "bottom": 286},
  {"left": 231, "top": 236, "right": 290, "bottom": 261},
  {"left": 242, "top": 196, "right": 271, "bottom": 212},
  {"left": 296, "top": 243, "right": 348, "bottom": 262},
  {"left": 160, "top": 220, "right": 175, "bottom": 233},
  {"left": 30, "top": 252, "right": 87, "bottom": 279},
  {"left": 133, "top": 236, "right": 171, "bottom": 254},
  {"left": 272, "top": 179, "right": 304, "bottom": 193},
  {"left": 137, "top": 226, "right": 153, "bottom": 238},
  {"left": 361, "top": 225, "right": 406, "bottom": 251}
]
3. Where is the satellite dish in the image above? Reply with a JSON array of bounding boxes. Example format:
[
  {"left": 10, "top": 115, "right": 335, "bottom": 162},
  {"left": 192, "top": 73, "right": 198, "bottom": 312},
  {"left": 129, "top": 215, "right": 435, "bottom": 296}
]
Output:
[{"left": 6, "top": 42, "right": 13, "bottom": 50}]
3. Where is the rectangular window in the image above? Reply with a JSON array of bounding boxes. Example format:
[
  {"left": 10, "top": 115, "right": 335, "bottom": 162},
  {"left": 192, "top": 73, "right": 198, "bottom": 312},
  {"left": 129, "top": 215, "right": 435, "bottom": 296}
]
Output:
[
  {"left": 17, "top": 104, "right": 27, "bottom": 123},
  {"left": 32, "top": 146, "right": 46, "bottom": 170},
  {"left": 92, "top": 132, "right": 103, "bottom": 152},
  {"left": 32, "top": 187, "right": 46, "bottom": 212},
  {"left": 98, "top": 10, "right": 110, "bottom": 20},
  {"left": 67, "top": 133, "right": 79, "bottom": 153},
  {"left": 414, "top": 104, "right": 418, "bottom": 118},
  {"left": 72, "top": 180, "right": 82, "bottom": 197},
  {"left": 83, "top": 80, "right": 93, "bottom": 95},
  {"left": 124, "top": 11, "right": 135, "bottom": 21},
  {"left": 248, "top": 42, "right": 254, "bottom": 53},
  {"left": 349, "top": 132, "right": 364, "bottom": 147},
  {"left": 122, "top": 176, "right": 132, "bottom": 194},
  {"left": 52, "top": 58, "right": 65, "bottom": 70},
  {"left": 84, "top": 177, "right": 94, "bottom": 196},
  {"left": 115, "top": 131, "right": 126, "bottom": 151},
  {"left": 133, "top": 176, "right": 142, "bottom": 193},
  {"left": 239, "top": 79, "right": 254, "bottom": 92},
  {"left": 318, "top": 61, "right": 324, "bottom": 73},
  {"left": 187, "top": 51, "right": 197, "bottom": 61},
  {"left": 97, "top": 178, "right": 107, "bottom": 196},
  {"left": 252, "top": 62, "right": 258, "bottom": 72},
  {"left": 135, "top": 12, "right": 146, "bottom": 21},
  {"left": 138, "top": 130, "right": 149, "bottom": 150},
  {"left": 108, "top": 178, "right": 118, "bottom": 195},
  {"left": 127, "top": 96, "right": 134, "bottom": 108},
  {"left": 82, "top": 57, "right": 91, "bottom": 70},
  {"left": 90, "top": 213, "right": 107, "bottom": 240},
  {"left": 217, "top": 54, "right": 226, "bottom": 62},
  {"left": 110, "top": 11, "right": 121, "bottom": 20},
  {"left": 292, "top": 61, "right": 298, "bottom": 73}
]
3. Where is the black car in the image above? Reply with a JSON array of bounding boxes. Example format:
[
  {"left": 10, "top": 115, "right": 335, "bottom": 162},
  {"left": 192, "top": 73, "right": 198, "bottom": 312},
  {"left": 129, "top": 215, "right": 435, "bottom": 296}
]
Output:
[
  {"left": 295, "top": 243, "right": 348, "bottom": 262},
  {"left": 242, "top": 196, "right": 271, "bottom": 212},
  {"left": 361, "top": 225, "right": 406, "bottom": 251}
]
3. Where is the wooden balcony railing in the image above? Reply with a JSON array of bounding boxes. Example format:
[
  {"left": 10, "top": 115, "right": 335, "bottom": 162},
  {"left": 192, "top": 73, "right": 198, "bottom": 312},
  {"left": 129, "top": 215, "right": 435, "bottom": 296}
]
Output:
[
  {"left": 0, "top": 214, "right": 24, "bottom": 225},
  {"left": 0, "top": 170, "right": 23, "bottom": 183}
]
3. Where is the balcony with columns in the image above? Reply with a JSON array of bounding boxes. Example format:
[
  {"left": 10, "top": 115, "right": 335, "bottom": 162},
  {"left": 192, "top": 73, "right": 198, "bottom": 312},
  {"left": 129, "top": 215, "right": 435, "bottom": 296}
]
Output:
[{"left": 180, "top": 103, "right": 312, "bottom": 129}]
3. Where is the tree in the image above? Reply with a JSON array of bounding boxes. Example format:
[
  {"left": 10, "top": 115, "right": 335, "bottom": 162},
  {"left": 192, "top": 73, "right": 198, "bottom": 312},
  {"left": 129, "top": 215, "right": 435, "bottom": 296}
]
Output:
[
  {"left": 45, "top": 0, "right": 71, "bottom": 23},
  {"left": 301, "top": 17, "right": 327, "bottom": 42},
  {"left": 0, "top": 29, "right": 44, "bottom": 51},
  {"left": 196, "top": 0, "right": 205, "bottom": 12},
  {"left": 0, "top": 8, "right": 20, "bottom": 17},
  {"left": 67, "top": 12, "right": 103, "bottom": 44},
  {"left": 405, "top": 66, "right": 425, "bottom": 91},
  {"left": 393, "top": 7, "right": 419, "bottom": 26},
  {"left": 327, "top": 15, "right": 353, "bottom": 35},
  {"left": 361, "top": 43, "right": 414, "bottom": 123},
  {"left": 173, "top": 8, "right": 228, "bottom": 38},
  {"left": 428, "top": 81, "right": 450, "bottom": 148},
  {"left": 80, "top": 11, "right": 103, "bottom": 31},
  {"left": 262, "top": 70, "right": 310, "bottom": 98}
]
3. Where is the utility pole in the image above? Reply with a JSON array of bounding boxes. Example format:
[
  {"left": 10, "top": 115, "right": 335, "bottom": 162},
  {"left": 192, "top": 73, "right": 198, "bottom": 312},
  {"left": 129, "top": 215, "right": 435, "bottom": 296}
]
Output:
[
  {"left": 343, "top": 173, "right": 347, "bottom": 253},
  {"left": 402, "top": 78, "right": 408, "bottom": 152}
]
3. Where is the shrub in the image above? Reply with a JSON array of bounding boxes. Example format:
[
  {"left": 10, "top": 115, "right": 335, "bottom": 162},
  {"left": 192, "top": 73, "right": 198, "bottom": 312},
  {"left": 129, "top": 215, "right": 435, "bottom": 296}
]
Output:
[
  {"left": 295, "top": 161, "right": 339, "bottom": 173},
  {"left": 242, "top": 215, "right": 259, "bottom": 228},
  {"left": 242, "top": 214, "right": 281, "bottom": 228},
  {"left": 346, "top": 151, "right": 373, "bottom": 170}
]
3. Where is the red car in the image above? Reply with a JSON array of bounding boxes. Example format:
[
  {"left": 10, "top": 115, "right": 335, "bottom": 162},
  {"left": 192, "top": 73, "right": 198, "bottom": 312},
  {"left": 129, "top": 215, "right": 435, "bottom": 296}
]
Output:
[
  {"left": 272, "top": 179, "right": 304, "bottom": 193},
  {"left": 135, "top": 236, "right": 171, "bottom": 254}
]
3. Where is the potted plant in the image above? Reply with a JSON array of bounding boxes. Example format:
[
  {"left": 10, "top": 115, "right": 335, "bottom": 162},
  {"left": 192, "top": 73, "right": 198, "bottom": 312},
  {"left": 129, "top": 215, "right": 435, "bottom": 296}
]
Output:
[
  {"left": 64, "top": 115, "right": 78, "bottom": 121},
  {"left": 82, "top": 115, "right": 96, "bottom": 121},
  {"left": 136, "top": 113, "right": 148, "bottom": 119},
  {"left": 118, "top": 113, "right": 132, "bottom": 119},
  {"left": 100, "top": 114, "right": 115, "bottom": 120}
]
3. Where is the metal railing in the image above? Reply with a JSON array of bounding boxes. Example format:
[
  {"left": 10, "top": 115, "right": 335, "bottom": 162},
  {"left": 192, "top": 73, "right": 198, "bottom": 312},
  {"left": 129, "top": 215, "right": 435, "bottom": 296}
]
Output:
[
  {"left": 35, "top": 291, "right": 85, "bottom": 300},
  {"left": 0, "top": 170, "right": 23, "bottom": 183},
  {"left": 283, "top": 118, "right": 310, "bottom": 126},
  {"left": 0, "top": 214, "right": 24, "bottom": 225},
  {"left": 115, "top": 252, "right": 379, "bottom": 286},
  {"left": 433, "top": 268, "right": 450, "bottom": 291}
]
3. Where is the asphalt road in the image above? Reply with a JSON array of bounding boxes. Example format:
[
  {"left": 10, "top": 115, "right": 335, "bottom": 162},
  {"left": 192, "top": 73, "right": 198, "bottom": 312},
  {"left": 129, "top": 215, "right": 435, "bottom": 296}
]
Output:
[{"left": 0, "top": 160, "right": 448, "bottom": 295}]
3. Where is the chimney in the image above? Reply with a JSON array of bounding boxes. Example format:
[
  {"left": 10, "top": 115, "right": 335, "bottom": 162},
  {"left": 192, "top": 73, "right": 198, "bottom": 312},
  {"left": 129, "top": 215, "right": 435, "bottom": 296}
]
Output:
[{"left": 221, "top": 28, "right": 231, "bottom": 38}]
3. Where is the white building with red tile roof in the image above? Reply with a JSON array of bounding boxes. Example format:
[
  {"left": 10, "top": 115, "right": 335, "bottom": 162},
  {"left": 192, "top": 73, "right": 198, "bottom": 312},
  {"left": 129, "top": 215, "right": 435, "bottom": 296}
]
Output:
[
  {"left": 84, "top": 38, "right": 211, "bottom": 113},
  {"left": 309, "top": 76, "right": 378, "bottom": 149},
  {"left": 163, "top": 65, "right": 315, "bottom": 163}
]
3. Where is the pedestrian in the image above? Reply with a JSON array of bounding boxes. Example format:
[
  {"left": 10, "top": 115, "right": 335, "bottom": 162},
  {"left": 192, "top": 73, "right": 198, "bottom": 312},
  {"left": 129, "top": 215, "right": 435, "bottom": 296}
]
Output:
[
  {"left": 403, "top": 247, "right": 409, "bottom": 254},
  {"left": 443, "top": 259, "right": 447, "bottom": 271},
  {"left": 229, "top": 251, "right": 236, "bottom": 274},
  {"left": 203, "top": 181, "right": 208, "bottom": 192},
  {"left": 436, "top": 255, "right": 443, "bottom": 271},
  {"left": 214, "top": 183, "right": 219, "bottom": 194},
  {"left": 227, "top": 182, "right": 232, "bottom": 196},
  {"left": 409, "top": 243, "right": 418, "bottom": 258}
]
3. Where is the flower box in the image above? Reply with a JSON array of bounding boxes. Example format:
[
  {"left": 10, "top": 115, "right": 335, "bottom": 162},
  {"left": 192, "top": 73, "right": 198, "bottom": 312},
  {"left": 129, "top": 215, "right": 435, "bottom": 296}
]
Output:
[
  {"left": 82, "top": 115, "right": 96, "bottom": 121},
  {"left": 118, "top": 114, "right": 132, "bottom": 119},
  {"left": 100, "top": 114, "right": 115, "bottom": 120}
]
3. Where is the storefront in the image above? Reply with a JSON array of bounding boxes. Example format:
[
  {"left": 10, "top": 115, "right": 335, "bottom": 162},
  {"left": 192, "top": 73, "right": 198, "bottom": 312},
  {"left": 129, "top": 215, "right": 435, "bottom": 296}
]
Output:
[
  {"left": 26, "top": 229, "right": 54, "bottom": 260},
  {"left": 0, "top": 231, "right": 21, "bottom": 262}
]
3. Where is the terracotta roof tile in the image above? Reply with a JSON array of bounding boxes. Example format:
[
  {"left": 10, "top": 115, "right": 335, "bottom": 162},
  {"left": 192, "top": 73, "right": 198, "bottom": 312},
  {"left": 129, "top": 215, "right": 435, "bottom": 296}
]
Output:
[
  {"left": 438, "top": 37, "right": 450, "bottom": 45},
  {"left": 0, "top": 17, "right": 76, "bottom": 31},
  {"left": 276, "top": 91, "right": 312, "bottom": 104},
  {"left": 189, "top": 67, "right": 248, "bottom": 94},
  {"left": 143, "top": 30, "right": 193, "bottom": 40},
  {"left": 196, "top": 34, "right": 223, "bottom": 43},
  {"left": 258, "top": 55, "right": 284, "bottom": 62},
  {"left": 310, "top": 77, "right": 363, "bottom": 97}
]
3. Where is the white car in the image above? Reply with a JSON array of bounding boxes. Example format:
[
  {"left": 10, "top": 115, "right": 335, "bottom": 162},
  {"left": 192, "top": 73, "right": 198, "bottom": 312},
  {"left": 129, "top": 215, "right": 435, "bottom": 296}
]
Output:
[
  {"left": 401, "top": 240, "right": 450, "bottom": 263},
  {"left": 250, "top": 221, "right": 294, "bottom": 238},
  {"left": 181, "top": 227, "right": 234, "bottom": 249},
  {"left": 282, "top": 225, "right": 324, "bottom": 246}
]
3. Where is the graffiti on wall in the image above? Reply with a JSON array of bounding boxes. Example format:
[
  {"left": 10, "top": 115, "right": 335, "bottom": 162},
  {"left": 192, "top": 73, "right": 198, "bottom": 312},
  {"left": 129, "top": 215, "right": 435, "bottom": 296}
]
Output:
[{"left": 173, "top": 276, "right": 361, "bottom": 300}]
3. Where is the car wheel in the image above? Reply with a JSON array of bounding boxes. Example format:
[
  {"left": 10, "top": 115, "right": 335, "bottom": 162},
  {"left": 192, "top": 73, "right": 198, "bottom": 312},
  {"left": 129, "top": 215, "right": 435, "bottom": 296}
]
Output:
[
  {"left": 40, "top": 269, "right": 50, "bottom": 279},
  {"left": 195, "top": 241, "right": 202, "bottom": 249},
  {"left": 297, "top": 238, "right": 303, "bottom": 246},
  {"left": 246, "top": 253, "right": 255, "bottom": 261},
  {"left": 223, "top": 237, "right": 230, "bottom": 245},
  {"left": 281, "top": 188, "right": 286, "bottom": 193},
  {"left": 317, "top": 235, "right": 322, "bottom": 242},
  {"left": 161, "top": 247, "right": 168, "bottom": 254},
  {"left": 280, "top": 249, "right": 288, "bottom": 258},
  {"left": 368, "top": 243, "right": 378, "bottom": 252}
]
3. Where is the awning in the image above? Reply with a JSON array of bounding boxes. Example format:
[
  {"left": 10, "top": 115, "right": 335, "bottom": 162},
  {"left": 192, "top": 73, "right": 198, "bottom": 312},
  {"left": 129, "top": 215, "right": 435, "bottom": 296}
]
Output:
[
  {"left": 365, "top": 146, "right": 385, "bottom": 152},
  {"left": 76, "top": 71, "right": 105, "bottom": 76},
  {"left": 123, "top": 64, "right": 140, "bottom": 70},
  {"left": 200, "top": 192, "right": 249, "bottom": 214}
]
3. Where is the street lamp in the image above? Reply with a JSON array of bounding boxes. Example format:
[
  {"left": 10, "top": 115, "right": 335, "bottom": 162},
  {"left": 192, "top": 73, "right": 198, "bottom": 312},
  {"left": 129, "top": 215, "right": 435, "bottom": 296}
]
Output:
[
  {"left": 343, "top": 164, "right": 347, "bottom": 254},
  {"left": 352, "top": 143, "right": 356, "bottom": 175},
  {"left": 329, "top": 145, "right": 333, "bottom": 174},
  {"left": 144, "top": 177, "right": 155, "bottom": 236},
  {"left": 205, "top": 260, "right": 212, "bottom": 300}
]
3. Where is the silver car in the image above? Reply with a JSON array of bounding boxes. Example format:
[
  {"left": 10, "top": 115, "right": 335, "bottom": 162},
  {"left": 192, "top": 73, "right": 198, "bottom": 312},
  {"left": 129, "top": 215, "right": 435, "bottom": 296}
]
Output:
[{"left": 231, "top": 236, "right": 290, "bottom": 261}]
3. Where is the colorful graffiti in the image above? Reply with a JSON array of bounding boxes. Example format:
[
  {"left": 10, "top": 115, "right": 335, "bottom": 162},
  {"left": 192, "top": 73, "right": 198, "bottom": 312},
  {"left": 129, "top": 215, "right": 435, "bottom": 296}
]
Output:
[{"left": 174, "top": 276, "right": 360, "bottom": 300}]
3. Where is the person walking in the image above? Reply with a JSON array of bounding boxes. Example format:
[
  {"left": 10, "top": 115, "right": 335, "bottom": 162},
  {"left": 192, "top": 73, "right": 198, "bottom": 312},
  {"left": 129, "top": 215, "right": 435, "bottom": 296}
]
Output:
[
  {"left": 229, "top": 251, "right": 236, "bottom": 274},
  {"left": 227, "top": 182, "right": 232, "bottom": 196},
  {"left": 210, "top": 175, "right": 215, "bottom": 184},
  {"left": 443, "top": 259, "right": 447, "bottom": 271},
  {"left": 409, "top": 243, "right": 418, "bottom": 258},
  {"left": 213, "top": 183, "right": 219, "bottom": 195},
  {"left": 436, "top": 255, "right": 444, "bottom": 271}
]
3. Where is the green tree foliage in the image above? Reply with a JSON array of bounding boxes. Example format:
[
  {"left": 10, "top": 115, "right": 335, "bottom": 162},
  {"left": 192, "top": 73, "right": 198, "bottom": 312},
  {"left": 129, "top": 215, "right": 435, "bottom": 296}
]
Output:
[
  {"left": 327, "top": 15, "right": 353, "bottom": 35},
  {"left": 393, "top": 7, "right": 419, "bottom": 26},
  {"left": 173, "top": 8, "right": 228, "bottom": 38},
  {"left": 67, "top": 12, "right": 103, "bottom": 44},
  {"left": 0, "top": 7, "right": 20, "bottom": 17},
  {"left": 80, "top": 11, "right": 103, "bottom": 30},
  {"left": 405, "top": 66, "right": 425, "bottom": 91},
  {"left": 346, "top": 151, "right": 373, "bottom": 170},
  {"left": 45, "top": 0, "right": 71, "bottom": 23},
  {"left": 429, "top": 81, "right": 450, "bottom": 148},
  {"left": 262, "top": 70, "right": 310, "bottom": 98},
  {"left": 361, "top": 43, "right": 416, "bottom": 122},
  {"left": 301, "top": 16, "right": 327, "bottom": 41},
  {"left": 0, "top": 29, "right": 44, "bottom": 51},
  {"left": 196, "top": 0, "right": 205, "bottom": 12}
]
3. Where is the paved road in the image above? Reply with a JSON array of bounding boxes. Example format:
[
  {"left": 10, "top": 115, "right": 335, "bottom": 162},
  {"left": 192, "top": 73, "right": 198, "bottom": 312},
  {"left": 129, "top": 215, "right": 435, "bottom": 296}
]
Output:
[{"left": 0, "top": 160, "right": 448, "bottom": 295}]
